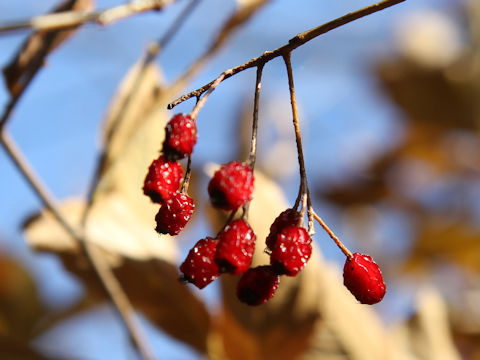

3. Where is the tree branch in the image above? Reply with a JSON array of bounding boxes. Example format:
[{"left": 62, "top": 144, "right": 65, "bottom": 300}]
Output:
[
  {"left": 167, "top": 0, "right": 406, "bottom": 109},
  {"left": 0, "top": 0, "right": 177, "bottom": 34},
  {"left": 0, "top": 132, "right": 155, "bottom": 359}
]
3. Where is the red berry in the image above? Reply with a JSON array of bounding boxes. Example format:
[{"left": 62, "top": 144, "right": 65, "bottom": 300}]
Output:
[
  {"left": 266, "top": 208, "right": 301, "bottom": 250},
  {"left": 343, "top": 253, "right": 386, "bottom": 305},
  {"left": 163, "top": 114, "right": 197, "bottom": 160},
  {"left": 270, "top": 226, "right": 312, "bottom": 276},
  {"left": 155, "top": 192, "right": 194, "bottom": 235},
  {"left": 180, "top": 237, "right": 220, "bottom": 289},
  {"left": 237, "top": 266, "right": 280, "bottom": 306},
  {"left": 215, "top": 219, "right": 256, "bottom": 275},
  {"left": 208, "top": 161, "right": 254, "bottom": 210},
  {"left": 143, "top": 156, "right": 183, "bottom": 204}
]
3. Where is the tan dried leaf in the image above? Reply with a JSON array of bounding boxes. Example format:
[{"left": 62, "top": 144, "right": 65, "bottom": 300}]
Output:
[
  {"left": 24, "top": 84, "right": 211, "bottom": 352},
  {"left": 205, "top": 168, "right": 321, "bottom": 360},
  {"left": 204, "top": 167, "right": 403, "bottom": 360},
  {"left": 2, "top": 0, "right": 94, "bottom": 97},
  {"left": 405, "top": 217, "right": 480, "bottom": 273},
  {"left": 100, "top": 60, "right": 164, "bottom": 173},
  {"left": 388, "top": 288, "right": 461, "bottom": 360},
  {"left": 23, "top": 196, "right": 210, "bottom": 353}
]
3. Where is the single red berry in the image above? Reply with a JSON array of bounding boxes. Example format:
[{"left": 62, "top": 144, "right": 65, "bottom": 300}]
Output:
[
  {"left": 270, "top": 226, "right": 312, "bottom": 276},
  {"left": 237, "top": 266, "right": 280, "bottom": 306},
  {"left": 155, "top": 192, "right": 194, "bottom": 236},
  {"left": 215, "top": 219, "right": 256, "bottom": 275},
  {"left": 208, "top": 161, "right": 254, "bottom": 210},
  {"left": 179, "top": 237, "right": 220, "bottom": 289},
  {"left": 343, "top": 253, "right": 386, "bottom": 305},
  {"left": 266, "top": 208, "right": 302, "bottom": 250},
  {"left": 163, "top": 114, "right": 197, "bottom": 160},
  {"left": 143, "top": 156, "right": 183, "bottom": 204}
]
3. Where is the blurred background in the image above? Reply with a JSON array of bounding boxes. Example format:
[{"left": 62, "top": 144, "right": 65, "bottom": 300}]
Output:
[{"left": 0, "top": 0, "right": 478, "bottom": 359}]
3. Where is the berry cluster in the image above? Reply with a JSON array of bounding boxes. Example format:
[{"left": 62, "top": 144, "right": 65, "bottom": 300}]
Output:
[
  {"left": 143, "top": 112, "right": 386, "bottom": 306},
  {"left": 143, "top": 114, "right": 197, "bottom": 235},
  {"left": 179, "top": 165, "right": 316, "bottom": 306}
]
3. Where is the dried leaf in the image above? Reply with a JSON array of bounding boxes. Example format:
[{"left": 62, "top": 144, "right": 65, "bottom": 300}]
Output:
[
  {"left": 24, "top": 196, "right": 210, "bottom": 353},
  {"left": 376, "top": 57, "right": 478, "bottom": 130},
  {"left": 0, "top": 336, "right": 50, "bottom": 360},
  {"left": 204, "top": 167, "right": 400, "bottom": 360},
  {"left": 100, "top": 60, "right": 164, "bottom": 174},
  {"left": 389, "top": 288, "right": 461, "bottom": 360},
  {"left": 0, "top": 255, "right": 45, "bottom": 341},
  {"left": 405, "top": 217, "right": 480, "bottom": 272},
  {"left": 2, "top": 0, "right": 95, "bottom": 97},
  {"left": 204, "top": 168, "right": 321, "bottom": 360}
]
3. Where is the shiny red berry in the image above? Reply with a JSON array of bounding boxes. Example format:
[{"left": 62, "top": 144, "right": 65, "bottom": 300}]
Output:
[
  {"left": 237, "top": 266, "right": 280, "bottom": 306},
  {"left": 270, "top": 226, "right": 312, "bottom": 276},
  {"left": 155, "top": 192, "right": 194, "bottom": 235},
  {"left": 266, "top": 208, "right": 301, "bottom": 250},
  {"left": 143, "top": 156, "right": 183, "bottom": 204},
  {"left": 215, "top": 219, "right": 256, "bottom": 275},
  {"left": 343, "top": 253, "right": 386, "bottom": 305},
  {"left": 180, "top": 237, "right": 220, "bottom": 289},
  {"left": 208, "top": 161, "right": 254, "bottom": 210},
  {"left": 163, "top": 114, "right": 197, "bottom": 160}
]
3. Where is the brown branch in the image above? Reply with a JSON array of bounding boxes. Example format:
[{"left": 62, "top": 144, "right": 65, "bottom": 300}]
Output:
[
  {"left": 189, "top": 72, "right": 228, "bottom": 120},
  {"left": 0, "top": 132, "right": 155, "bottom": 359},
  {"left": 312, "top": 210, "right": 353, "bottom": 259},
  {"left": 247, "top": 64, "right": 264, "bottom": 168},
  {"left": 0, "top": 0, "right": 177, "bottom": 34},
  {"left": 167, "top": 0, "right": 406, "bottom": 109},
  {"left": 283, "top": 53, "right": 308, "bottom": 212}
]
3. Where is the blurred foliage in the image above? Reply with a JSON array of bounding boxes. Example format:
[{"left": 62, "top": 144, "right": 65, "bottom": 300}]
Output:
[
  {"left": 1, "top": 0, "right": 478, "bottom": 359},
  {"left": 315, "top": 1, "right": 480, "bottom": 359}
]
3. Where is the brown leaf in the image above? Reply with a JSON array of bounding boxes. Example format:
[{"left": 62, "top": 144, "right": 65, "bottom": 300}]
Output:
[
  {"left": 100, "top": 60, "right": 164, "bottom": 174},
  {"left": 204, "top": 168, "right": 401, "bottom": 360},
  {"left": 2, "top": 0, "right": 95, "bottom": 97},
  {"left": 405, "top": 216, "right": 480, "bottom": 272},
  {"left": 24, "top": 196, "right": 210, "bottom": 353},
  {"left": 204, "top": 168, "right": 321, "bottom": 360},
  {"left": 0, "top": 255, "right": 45, "bottom": 341},
  {"left": 389, "top": 288, "right": 461, "bottom": 360},
  {"left": 0, "top": 336, "right": 50, "bottom": 360},
  {"left": 376, "top": 57, "right": 478, "bottom": 131}
]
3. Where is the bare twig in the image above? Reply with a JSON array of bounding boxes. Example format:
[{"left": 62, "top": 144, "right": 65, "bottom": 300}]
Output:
[
  {"left": 247, "top": 64, "right": 264, "bottom": 168},
  {"left": 190, "top": 71, "right": 228, "bottom": 120},
  {"left": 0, "top": 132, "right": 155, "bottom": 359},
  {"left": 168, "top": 0, "right": 405, "bottom": 109},
  {"left": 0, "top": 0, "right": 177, "bottom": 34},
  {"left": 312, "top": 209, "right": 353, "bottom": 259},
  {"left": 283, "top": 53, "right": 308, "bottom": 211},
  {"left": 181, "top": 155, "right": 192, "bottom": 193}
]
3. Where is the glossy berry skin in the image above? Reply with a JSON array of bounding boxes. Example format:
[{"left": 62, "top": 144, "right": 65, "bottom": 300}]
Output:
[
  {"left": 237, "top": 266, "right": 280, "bottom": 306},
  {"left": 208, "top": 162, "right": 254, "bottom": 210},
  {"left": 215, "top": 219, "right": 256, "bottom": 275},
  {"left": 180, "top": 237, "right": 220, "bottom": 289},
  {"left": 163, "top": 114, "right": 197, "bottom": 161},
  {"left": 266, "top": 208, "right": 301, "bottom": 250},
  {"left": 155, "top": 192, "right": 194, "bottom": 236},
  {"left": 143, "top": 156, "right": 183, "bottom": 204},
  {"left": 270, "top": 226, "right": 312, "bottom": 276},
  {"left": 343, "top": 253, "right": 386, "bottom": 305}
]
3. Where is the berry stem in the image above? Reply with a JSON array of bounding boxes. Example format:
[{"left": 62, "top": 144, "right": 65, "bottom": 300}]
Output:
[
  {"left": 312, "top": 209, "right": 353, "bottom": 259},
  {"left": 283, "top": 52, "right": 309, "bottom": 211},
  {"left": 190, "top": 71, "right": 229, "bottom": 120},
  {"left": 247, "top": 64, "right": 264, "bottom": 169},
  {"left": 181, "top": 155, "right": 192, "bottom": 193}
]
